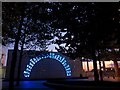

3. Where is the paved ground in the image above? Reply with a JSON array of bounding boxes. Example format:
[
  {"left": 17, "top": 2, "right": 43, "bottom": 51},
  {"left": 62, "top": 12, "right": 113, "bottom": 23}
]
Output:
[
  {"left": 44, "top": 77, "right": 120, "bottom": 90},
  {"left": 1, "top": 77, "right": 120, "bottom": 90},
  {"left": 1, "top": 80, "right": 55, "bottom": 90},
  {"left": 88, "top": 76, "right": 120, "bottom": 82}
]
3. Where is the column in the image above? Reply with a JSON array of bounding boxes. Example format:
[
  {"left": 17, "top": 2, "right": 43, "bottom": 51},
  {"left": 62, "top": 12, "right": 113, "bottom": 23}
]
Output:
[
  {"left": 80, "top": 59, "right": 83, "bottom": 73},
  {"left": 87, "top": 59, "right": 89, "bottom": 71},
  {"left": 102, "top": 59, "right": 106, "bottom": 77},
  {"left": 114, "top": 60, "right": 119, "bottom": 77}
]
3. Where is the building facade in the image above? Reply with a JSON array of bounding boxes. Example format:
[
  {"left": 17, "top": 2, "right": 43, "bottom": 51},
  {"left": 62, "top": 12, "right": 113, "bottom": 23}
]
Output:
[
  {"left": 5, "top": 50, "right": 84, "bottom": 80},
  {"left": 2, "top": 48, "right": 120, "bottom": 80}
]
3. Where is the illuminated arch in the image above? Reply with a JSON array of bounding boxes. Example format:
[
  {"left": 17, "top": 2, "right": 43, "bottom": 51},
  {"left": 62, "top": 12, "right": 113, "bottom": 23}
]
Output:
[{"left": 23, "top": 52, "right": 72, "bottom": 78}]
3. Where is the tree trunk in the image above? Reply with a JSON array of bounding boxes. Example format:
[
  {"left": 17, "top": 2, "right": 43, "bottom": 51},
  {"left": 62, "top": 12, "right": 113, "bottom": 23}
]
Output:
[
  {"left": 87, "top": 59, "right": 89, "bottom": 71},
  {"left": 97, "top": 50, "right": 103, "bottom": 81},
  {"left": 113, "top": 60, "right": 119, "bottom": 77},
  {"left": 98, "top": 58, "right": 103, "bottom": 81},
  {"left": 92, "top": 49, "right": 99, "bottom": 81},
  {"left": 102, "top": 59, "right": 106, "bottom": 77},
  {"left": 16, "top": 34, "right": 25, "bottom": 86},
  {"left": 80, "top": 58, "right": 83, "bottom": 76},
  {"left": 9, "top": 10, "right": 25, "bottom": 90},
  {"left": 102, "top": 59, "right": 105, "bottom": 72}
]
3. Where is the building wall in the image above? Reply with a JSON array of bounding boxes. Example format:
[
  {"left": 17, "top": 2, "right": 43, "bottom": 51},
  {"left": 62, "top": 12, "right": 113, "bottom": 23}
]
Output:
[
  {"left": 0, "top": 45, "right": 8, "bottom": 79},
  {"left": 69, "top": 58, "right": 83, "bottom": 77},
  {"left": 0, "top": 45, "right": 8, "bottom": 67},
  {"left": 5, "top": 50, "right": 82, "bottom": 80}
]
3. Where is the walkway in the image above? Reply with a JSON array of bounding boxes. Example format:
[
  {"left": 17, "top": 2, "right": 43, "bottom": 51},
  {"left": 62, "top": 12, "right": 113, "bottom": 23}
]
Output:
[
  {"left": 1, "top": 77, "right": 120, "bottom": 90},
  {"left": 2, "top": 80, "right": 55, "bottom": 90},
  {"left": 44, "top": 77, "right": 120, "bottom": 90},
  {"left": 88, "top": 76, "right": 120, "bottom": 82}
]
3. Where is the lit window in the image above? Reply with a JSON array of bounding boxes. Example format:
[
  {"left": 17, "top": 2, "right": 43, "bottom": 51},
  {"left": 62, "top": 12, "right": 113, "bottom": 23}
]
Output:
[{"left": 114, "top": 48, "right": 119, "bottom": 52}]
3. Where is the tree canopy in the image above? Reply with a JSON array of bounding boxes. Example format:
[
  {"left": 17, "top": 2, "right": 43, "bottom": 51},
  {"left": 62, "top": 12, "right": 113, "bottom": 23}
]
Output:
[
  {"left": 2, "top": 2, "right": 120, "bottom": 84},
  {"left": 48, "top": 2, "right": 120, "bottom": 60},
  {"left": 2, "top": 2, "right": 55, "bottom": 50}
]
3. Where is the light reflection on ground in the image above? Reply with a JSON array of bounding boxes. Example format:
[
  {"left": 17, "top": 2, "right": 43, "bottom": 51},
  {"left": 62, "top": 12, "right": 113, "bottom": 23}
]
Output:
[
  {"left": 2, "top": 77, "right": 120, "bottom": 90},
  {"left": 2, "top": 80, "right": 54, "bottom": 90}
]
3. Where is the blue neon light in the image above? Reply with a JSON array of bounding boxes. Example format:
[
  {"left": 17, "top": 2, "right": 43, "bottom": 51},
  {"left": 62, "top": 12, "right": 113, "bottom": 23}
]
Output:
[{"left": 23, "top": 52, "right": 72, "bottom": 78}]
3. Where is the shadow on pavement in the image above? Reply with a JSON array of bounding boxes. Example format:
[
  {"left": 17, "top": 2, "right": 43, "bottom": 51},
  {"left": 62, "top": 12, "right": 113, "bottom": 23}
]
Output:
[{"left": 44, "top": 78, "right": 120, "bottom": 90}]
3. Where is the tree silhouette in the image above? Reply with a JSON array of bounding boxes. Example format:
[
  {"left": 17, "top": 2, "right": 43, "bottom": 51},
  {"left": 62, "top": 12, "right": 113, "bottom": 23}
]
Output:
[
  {"left": 2, "top": 2, "right": 55, "bottom": 88},
  {"left": 51, "top": 2, "right": 120, "bottom": 81}
]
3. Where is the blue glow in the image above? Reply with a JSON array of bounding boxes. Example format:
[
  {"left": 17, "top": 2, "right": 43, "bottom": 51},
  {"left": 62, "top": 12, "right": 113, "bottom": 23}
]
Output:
[
  {"left": 36, "top": 57, "right": 41, "bottom": 61},
  {"left": 62, "top": 60, "right": 66, "bottom": 65},
  {"left": 27, "top": 65, "right": 32, "bottom": 69},
  {"left": 26, "top": 67, "right": 31, "bottom": 71},
  {"left": 59, "top": 57, "right": 65, "bottom": 63},
  {"left": 67, "top": 73, "right": 71, "bottom": 76},
  {"left": 23, "top": 52, "right": 72, "bottom": 78},
  {"left": 29, "top": 62, "right": 34, "bottom": 67},
  {"left": 30, "top": 59, "right": 35, "bottom": 65},
  {"left": 63, "top": 62, "right": 67, "bottom": 67},
  {"left": 24, "top": 71, "right": 30, "bottom": 77},
  {"left": 35, "top": 57, "right": 39, "bottom": 62},
  {"left": 33, "top": 58, "right": 38, "bottom": 63},
  {"left": 58, "top": 56, "right": 62, "bottom": 62},
  {"left": 54, "top": 55, "right": 60, "bottom": 61},
  {"left": 66, "top": 68, "right": 71, "bottom": 71},
  {"left": 24, "top": 71, "right": 30, "bottom": 74},
  {"left": 64, "top": 65, "right": 70, "bottom": 69}
]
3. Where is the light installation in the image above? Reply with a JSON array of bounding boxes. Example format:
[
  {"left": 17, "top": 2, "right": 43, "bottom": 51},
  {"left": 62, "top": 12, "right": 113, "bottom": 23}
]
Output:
[{"left": 23, "top": 52, "right": 72, "bottom": 78}]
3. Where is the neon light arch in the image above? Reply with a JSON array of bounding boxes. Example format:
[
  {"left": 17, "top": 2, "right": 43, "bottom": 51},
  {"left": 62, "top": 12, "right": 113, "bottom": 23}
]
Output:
[{"left": 23, "top": 52, "right": 72, "bottom": 78}]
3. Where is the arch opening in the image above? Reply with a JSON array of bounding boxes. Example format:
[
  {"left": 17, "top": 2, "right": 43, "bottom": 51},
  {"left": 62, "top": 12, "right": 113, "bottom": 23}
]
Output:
[{"left": 23, "top": 52, "right": 72, "bottom": 78}]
